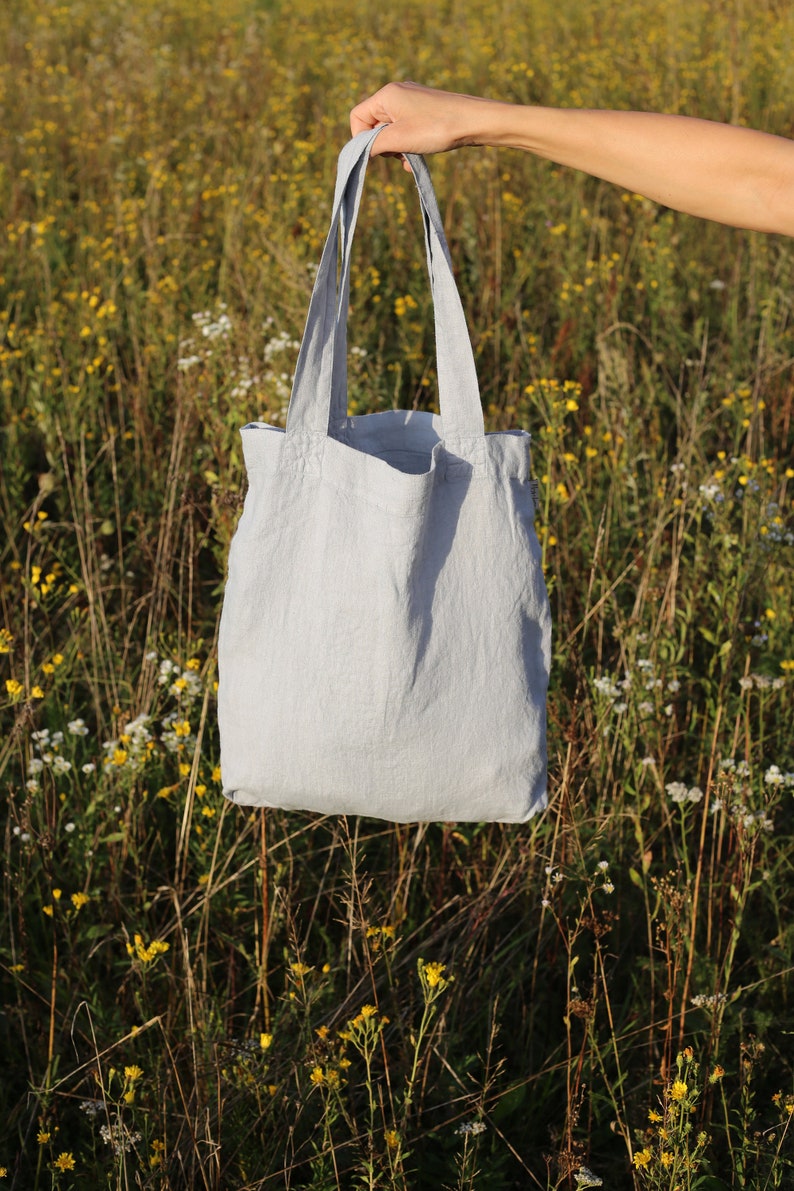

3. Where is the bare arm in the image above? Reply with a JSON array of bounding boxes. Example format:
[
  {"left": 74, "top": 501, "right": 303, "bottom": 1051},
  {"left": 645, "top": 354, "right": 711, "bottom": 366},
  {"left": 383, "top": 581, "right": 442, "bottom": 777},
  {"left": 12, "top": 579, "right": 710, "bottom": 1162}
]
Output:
[{"left": 350, "top": 82, "right": 794, "bottom": 236}]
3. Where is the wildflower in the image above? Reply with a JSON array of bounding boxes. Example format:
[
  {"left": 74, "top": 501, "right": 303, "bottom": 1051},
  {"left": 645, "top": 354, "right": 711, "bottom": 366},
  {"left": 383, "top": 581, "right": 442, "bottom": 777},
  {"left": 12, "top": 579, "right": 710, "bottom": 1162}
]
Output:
[
  {"left": 67, "top": 718, "right": 89, "bottom": 736},
  {"left": 260, "top": 1033, "right": 273, "bottom": 1050},
  {"left": 53, "top": 1153, "right": 75, "bottom": 1172},
  {"left": 126, "top": 934, "right": 170, "bottom": 963},
  {"left": 124, "top": 1065, "right": 143, "bottom": 1081},
  {"left": 710, "top": 1065, "right": 725, "bottom": 1082},
  {"left": 670, "top": 1080, "right": 688, "bottom": 1101},
  {"left": 660, "top": 1151, "right": 674, "bottom": 1166},
  {"left": 455, "top": 1119, "right": 487, "bottom": 1136},
  {"left": 5, "top": 679, "right": 23, "bottom": 697},
  {"left": 633, "top": 1148, "right": 652, "bottom": 1168},
  {"left": 360, "top": 1004, "right": 378, "bottom": 1019},
  {"left": 0, "top": 628, "right": 13, "bottom": 653},
  {"left": 648, "top": 1110, "right": 662, "bottom": 1123},
  {"left": 309, "top": 1066, "right": 325, "bottom": 1085},
  {"left": 423, "top": 961, "right": 446, "bottom": 988},
  {"left": 574, "top": 1167, "right": 603, "bottom": 1188},
  {"left": 38, "top": 1131, "right": 51, "bottom": 1144},
  {"left": 385, "top": 1129, "right": 400, "bottom": 1149},
  {"left": 290, "top": 961, "right": 312, "bottom": 977},
  {"left": 666, "top": 781, "right": 689, "bottom": 803}
]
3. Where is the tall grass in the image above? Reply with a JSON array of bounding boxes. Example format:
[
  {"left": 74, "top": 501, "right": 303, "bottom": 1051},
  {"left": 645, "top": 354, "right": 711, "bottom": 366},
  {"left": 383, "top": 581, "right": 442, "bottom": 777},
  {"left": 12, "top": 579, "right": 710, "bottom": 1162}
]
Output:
[{"left": 1, "top": 0, "right": 793, "bottom": 1186}]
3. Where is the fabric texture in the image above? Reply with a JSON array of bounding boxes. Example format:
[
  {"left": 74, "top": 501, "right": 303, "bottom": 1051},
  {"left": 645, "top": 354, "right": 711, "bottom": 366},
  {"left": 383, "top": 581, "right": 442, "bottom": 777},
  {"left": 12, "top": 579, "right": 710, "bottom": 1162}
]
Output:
[{"left": 217, "top": 127, "right": 552, "bottom": 823}]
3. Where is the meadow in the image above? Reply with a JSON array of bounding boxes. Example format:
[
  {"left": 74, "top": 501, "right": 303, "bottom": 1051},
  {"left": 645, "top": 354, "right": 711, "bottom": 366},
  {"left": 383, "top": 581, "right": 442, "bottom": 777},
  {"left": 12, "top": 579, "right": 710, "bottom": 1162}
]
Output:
[{"left": 1, "top": 0, "right": 793, "bottom": 1186}]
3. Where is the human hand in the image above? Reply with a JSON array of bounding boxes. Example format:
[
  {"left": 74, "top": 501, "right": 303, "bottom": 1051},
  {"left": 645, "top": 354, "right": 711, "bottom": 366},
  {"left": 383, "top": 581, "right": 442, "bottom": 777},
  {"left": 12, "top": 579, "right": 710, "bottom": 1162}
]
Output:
[{"left": 349, "top": 81, "right": 495, "bottom": 168}]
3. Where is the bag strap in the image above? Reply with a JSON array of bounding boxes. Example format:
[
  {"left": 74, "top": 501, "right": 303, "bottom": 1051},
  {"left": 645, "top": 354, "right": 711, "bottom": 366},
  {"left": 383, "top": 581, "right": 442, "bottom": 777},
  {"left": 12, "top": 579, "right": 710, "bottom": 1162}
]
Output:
[{"left": 285, "top": 127, "right": 486, "bottom": 470}]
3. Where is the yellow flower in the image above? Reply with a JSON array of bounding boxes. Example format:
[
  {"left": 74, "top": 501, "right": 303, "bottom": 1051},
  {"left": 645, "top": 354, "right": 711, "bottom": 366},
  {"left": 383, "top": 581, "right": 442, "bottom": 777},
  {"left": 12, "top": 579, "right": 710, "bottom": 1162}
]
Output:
[
  {"left": 31, "top": 686, "right": 45, "bottom": 699},
  {"left": 52, "top": 654, "right": 64, "bottom": 667},
  {"left": 211, "top": 766, "right": 221, "bottom": 782},
  {"left": 309, "top": 1066, "right": 325, "bottom": 1085},
  {"left": 52, "top": 889, "right": 62, "bottom": 901},
  {"left": 71, "top": 892, "right": 89, "bottom": 910},
  {"left": 5, "top": 679, "right": 23, "bottom": 697},
  {"left": 186, "top": 658, "right": 201, "bottom": 670},
  {"left": 112, "top": 748, "right": 128, "bottom": 766},
  {"left": 53, "top": 1152, "right": 75, "bottom": 1172},
  {"left": 660, "top": 1151, "right": 674, "bottom": 1167},
  {"left": 648, "top": 1109, "right": 662, "bottom": 1123},
  {"left": 315, "top": 1026, "right": 329, "bottom": 1041},
  {"left": 709, "top": 1064, "right": 725, "bottom": 1083},
  {"left": 670, "top": 1080, "right": 688, "bottom": 1101},
  {"left": 43, "top": 905, "right": 54, "bottom": 917},
  {"left": 127, "top": 934, "right": 170, "bottom": 963},
  {"left": 633, "top": 1148, "right": 652, "bottom": 1168},
  {"left": 423, "top": 961, "right": 446, "bottom": 988},
  {"left": 260, "top": 1033, "right": 273, "bottom": 1050},
  {"left": 385, "top": 1129, "right": 399, "bottom": 1150},
  {"left": 0, "top": 628, "right": 13, "bottom": 653},
  {"left": 290, "top": 961, "right": 311, "bottom": 977},
  {"left": 37, "top": 1131, "right": 51, "bottom": 1144},
  {"left": 360, "top": 1004, "right": 378, "bottom": 1019},
  {"left": 124, "top": 1065, "right": 143, "bottom": 1081}
]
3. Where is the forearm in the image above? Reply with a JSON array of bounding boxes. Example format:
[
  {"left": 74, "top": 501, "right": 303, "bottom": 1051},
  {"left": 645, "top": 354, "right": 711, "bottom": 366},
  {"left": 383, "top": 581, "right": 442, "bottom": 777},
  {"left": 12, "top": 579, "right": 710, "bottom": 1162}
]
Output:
[
  {"left": 477, "top": 102, "right": 794, "bottom": 234},
  {"left": 351, "top": 84, "right": 794, "bottom": 236}
]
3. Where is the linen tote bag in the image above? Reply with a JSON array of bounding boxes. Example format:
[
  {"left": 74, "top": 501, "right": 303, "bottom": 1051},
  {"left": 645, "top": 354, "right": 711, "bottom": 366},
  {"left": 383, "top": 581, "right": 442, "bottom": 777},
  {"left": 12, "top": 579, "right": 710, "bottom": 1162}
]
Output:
[{"left": 217, "top": 126, "right": 552, "bottom": 823}]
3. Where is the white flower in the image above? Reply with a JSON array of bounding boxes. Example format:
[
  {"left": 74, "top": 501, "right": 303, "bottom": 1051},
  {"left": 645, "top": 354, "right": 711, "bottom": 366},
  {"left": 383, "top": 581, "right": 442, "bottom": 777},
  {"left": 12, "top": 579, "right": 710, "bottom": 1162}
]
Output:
[
  {"left": 25, "top": 780, "right": 40, "bottom": 793},
  {"left": 81, "top": 763, "right": 96, "bottom": 775},
  {"left": 52, "top": 755, "right": 72, "bottom": 774},
  {"left": 67, "top": 718, "right": 89, "bottom": 736},
  {"left": 666, "top": 781, "right": 689, "bottom": 804},
  {"left": 687, "top": 786, "right": 704, "bottom": 804},
  {"left": 64, "top": 822, "right": 76, "bottom": 833},
  {"left": 641, "top": 756, "right": 656, "bottom": 767},
  {"left": 597, "top": 860, "right": 609, "bottom": 871},
  {"left": 575, "top": 1167, "right": 603, "bottom": 1188},
  {"left": 28, "top": 758, "right": 45, "bottom": 775}
]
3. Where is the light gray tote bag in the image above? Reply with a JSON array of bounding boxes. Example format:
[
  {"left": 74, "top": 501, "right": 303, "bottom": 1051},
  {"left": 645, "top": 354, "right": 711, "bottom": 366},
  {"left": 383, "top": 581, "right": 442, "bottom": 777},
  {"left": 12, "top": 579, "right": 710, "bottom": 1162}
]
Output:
[{"left": 217, "top": 127, "right": 551, "bottom": 823}]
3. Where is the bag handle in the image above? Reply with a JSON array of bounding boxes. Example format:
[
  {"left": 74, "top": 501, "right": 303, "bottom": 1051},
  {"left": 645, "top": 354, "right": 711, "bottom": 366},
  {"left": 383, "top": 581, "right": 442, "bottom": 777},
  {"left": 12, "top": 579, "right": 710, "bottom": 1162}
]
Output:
[{"left": 285, "top": 127, "right": 486, "bottom": 469}]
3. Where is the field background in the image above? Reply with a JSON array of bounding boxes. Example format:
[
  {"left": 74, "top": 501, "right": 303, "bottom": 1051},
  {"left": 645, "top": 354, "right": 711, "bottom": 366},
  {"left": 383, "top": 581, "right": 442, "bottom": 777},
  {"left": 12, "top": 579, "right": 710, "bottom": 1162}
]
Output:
[{"left": 1, "top": 0, "right": 793, "bottom": 1187}]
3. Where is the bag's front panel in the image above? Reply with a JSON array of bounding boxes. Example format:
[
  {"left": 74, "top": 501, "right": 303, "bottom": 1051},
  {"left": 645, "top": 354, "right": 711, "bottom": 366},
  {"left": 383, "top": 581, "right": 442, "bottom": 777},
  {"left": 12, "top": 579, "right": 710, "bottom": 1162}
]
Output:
[{"left": 219, "top": 436, "right": 550, "bottom": 823}]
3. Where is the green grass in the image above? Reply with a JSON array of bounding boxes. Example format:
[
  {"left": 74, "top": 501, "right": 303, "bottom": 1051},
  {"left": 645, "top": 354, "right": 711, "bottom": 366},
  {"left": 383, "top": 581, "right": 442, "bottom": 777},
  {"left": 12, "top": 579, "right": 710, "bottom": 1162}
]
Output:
[{"left": 1, "top": 0, "right": 793, "bottom": 1186}]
